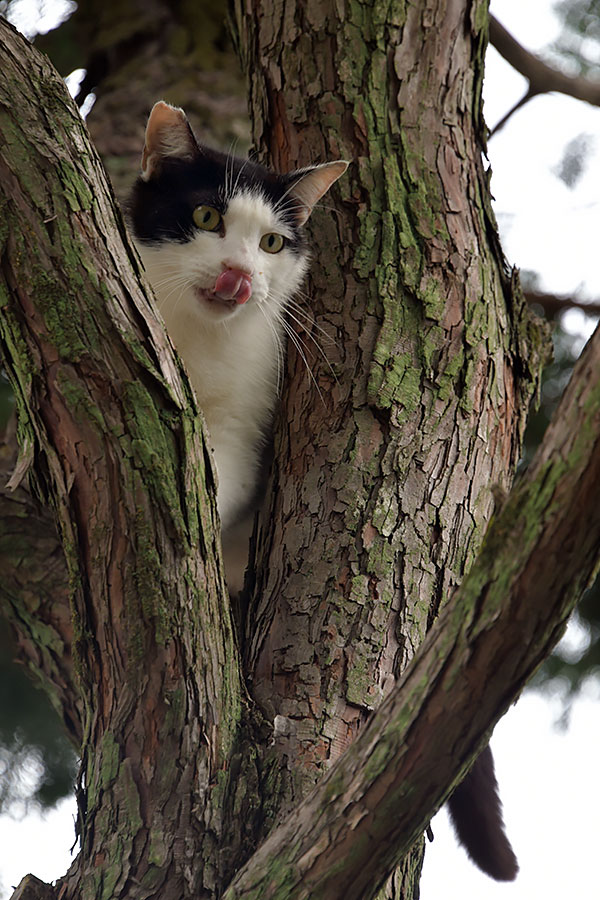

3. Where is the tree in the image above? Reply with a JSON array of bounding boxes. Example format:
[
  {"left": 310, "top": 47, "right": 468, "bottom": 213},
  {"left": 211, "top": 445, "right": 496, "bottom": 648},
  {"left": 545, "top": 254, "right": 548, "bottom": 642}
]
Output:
[{"left": 1, "top": 4, "right": 599, "bottom": 900}]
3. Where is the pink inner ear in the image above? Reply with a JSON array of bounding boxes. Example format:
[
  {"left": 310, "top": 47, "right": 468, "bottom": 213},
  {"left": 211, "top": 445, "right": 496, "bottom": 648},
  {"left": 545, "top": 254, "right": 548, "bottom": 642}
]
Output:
[
  {"left": 141, "top": 101, "right": 197, "bottom": 178},
  {"left": 289, "top": 161, "right": 349, "bottom": 224}
]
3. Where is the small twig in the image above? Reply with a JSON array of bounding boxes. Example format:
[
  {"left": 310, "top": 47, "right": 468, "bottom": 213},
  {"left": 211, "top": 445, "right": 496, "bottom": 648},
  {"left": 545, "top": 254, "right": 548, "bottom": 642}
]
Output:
[
  {"left": 525, "top": 290, "right": 600, "bottom": 318},
  {"left": 489, "top": 86, "right": 540, "bottom": 137},
  {"left": 10, "top": 875, "right": 56, "bottom": 900},
  {"left": 489, "top": 15, "right": 600, "bottom": 135}
]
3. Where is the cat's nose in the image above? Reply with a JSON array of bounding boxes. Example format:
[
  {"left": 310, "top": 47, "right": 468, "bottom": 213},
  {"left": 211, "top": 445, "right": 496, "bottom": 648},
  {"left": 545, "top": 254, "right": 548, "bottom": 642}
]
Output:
[
  {"left": 214, "top": 268, "right": 253, "bottom": 305},
  {"left": 222, "top": 259, "right": 253, "bottom": 277}
]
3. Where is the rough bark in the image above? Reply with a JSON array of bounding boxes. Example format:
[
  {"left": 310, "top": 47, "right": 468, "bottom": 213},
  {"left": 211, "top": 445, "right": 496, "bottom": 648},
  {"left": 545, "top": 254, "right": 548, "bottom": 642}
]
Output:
[
  {"left": 9, "top": 875, "right": 56, "bottom": 900},
  {"left": 0, "top": 422, "right": 78, "bottom": 741},
  {"left": 219, "top": 310, "right": 600, "bottom": 899},
  {"left": 229, "top": 2, "right": 545, "bottom": 894},
  {"left": 1, "top": 20, "right": 241, "bottom": 900},
  {"left": 1, "top": 0, "right": 249, "bottom": 748},
  {"left": 0, "top": 3, "right": 573, "bottom": 900}
]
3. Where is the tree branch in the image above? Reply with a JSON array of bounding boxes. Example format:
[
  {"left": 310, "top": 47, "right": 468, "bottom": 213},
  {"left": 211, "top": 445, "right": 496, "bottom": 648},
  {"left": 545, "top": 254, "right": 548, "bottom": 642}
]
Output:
[
  {"left": 1, "top": 19, "right": 242, "bottom": 898},
  {"left": 222, "top": 315, "right": 600, "bottom": 899},
  {"left": 489, "top": 15, "right": 600, "bottom": 134},
  {"left": 0, "top": 421, "right": 80, "bottom": 741},
  {"left": 10, "top": 875, "right": 56, "bottom": 900},
  {"left": 525, "top": 289, "right": 600, "bottom": 318}
]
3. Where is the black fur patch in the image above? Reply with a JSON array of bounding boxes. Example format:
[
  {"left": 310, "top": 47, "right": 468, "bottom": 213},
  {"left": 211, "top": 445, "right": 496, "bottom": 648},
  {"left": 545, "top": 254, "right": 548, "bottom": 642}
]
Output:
[{"left": 128, "top": 146, "right": 307, "bottom": 253}]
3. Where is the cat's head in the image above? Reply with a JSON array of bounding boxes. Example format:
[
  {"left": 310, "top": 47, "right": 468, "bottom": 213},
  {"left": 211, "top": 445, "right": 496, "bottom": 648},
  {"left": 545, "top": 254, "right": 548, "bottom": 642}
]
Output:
[{"left": 129, "top": 101, "right": 347, "bottom": 325}]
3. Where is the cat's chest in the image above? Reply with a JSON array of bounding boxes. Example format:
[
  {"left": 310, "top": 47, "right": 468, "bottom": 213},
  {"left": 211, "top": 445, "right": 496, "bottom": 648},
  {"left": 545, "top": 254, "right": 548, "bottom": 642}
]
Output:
[{"left": 165, "top": 303, "right": 280, "bottom": 424}]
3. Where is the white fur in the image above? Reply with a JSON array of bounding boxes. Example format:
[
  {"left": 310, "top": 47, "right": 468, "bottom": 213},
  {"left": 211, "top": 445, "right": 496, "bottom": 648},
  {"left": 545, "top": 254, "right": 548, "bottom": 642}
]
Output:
[{"left": 135, "top": 191, "right": 308, "bottom": 531}]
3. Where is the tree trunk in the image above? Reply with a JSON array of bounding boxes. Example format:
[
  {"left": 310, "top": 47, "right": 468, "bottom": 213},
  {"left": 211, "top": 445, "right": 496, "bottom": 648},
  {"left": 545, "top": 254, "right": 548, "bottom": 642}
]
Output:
[
  {"left": 0, "top": 422, "right": 79, "bottom": 742},
  {"left": 219, "top": 306, "right": 600, "bottom": 896},
  {"left": 229, "top": 0, "right": 544, "bottom": 892},
  {"left": 4, "top": 2, "right": 589, "bottom": 898}
]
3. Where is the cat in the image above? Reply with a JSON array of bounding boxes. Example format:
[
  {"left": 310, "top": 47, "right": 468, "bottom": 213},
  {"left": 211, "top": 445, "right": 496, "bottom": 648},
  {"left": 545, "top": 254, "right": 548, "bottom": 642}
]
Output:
[
  {"left": 128, "top": 101, "right": 347, "bottom": 588},
  {"left": 128, "top": 102, "right": 517, "bottom": 883}
]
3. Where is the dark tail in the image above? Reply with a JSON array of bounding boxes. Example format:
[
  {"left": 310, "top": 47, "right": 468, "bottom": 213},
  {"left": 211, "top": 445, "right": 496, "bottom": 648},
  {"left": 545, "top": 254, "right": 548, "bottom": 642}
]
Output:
[{"left": 447, "top": 744, "right": 518, "bottom": 881}]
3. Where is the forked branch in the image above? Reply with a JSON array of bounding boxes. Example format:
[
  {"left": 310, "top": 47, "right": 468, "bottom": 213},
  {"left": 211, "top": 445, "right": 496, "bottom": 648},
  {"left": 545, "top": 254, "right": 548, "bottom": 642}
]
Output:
[
  {"left": 489, "top": 15, "right": 600, "bottom": 134},
  {"left": 221, "top": 318, "right": 600, "bottom": 898}
]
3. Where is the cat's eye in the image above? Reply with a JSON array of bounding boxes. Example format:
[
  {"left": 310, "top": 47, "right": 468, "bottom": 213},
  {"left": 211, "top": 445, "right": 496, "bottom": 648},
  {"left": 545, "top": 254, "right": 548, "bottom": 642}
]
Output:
[
  {"left": 193, "top": 205, "right": 222, "bottom": 232},
  {"left": 259, "top": 232, "right": 285, "bottom": 254}
]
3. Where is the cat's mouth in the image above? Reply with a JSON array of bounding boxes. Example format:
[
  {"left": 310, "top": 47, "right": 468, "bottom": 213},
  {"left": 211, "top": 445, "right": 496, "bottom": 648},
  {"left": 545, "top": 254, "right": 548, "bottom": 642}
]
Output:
[
  {"left": 214, "top": 269, "right": 253, "bottom": 304},
  {"left": 195, "top": 287, "right": 238, "bottom": 311}
]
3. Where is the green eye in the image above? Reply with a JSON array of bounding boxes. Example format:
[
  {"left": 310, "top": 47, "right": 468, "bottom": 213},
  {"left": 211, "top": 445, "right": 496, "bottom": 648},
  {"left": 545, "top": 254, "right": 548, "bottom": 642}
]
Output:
[
  {"left": 193, "top": 205, "right": 222, "bottom": 231},
  {"left": 259, "top": 232, "right": 285, "bottom": 254}
]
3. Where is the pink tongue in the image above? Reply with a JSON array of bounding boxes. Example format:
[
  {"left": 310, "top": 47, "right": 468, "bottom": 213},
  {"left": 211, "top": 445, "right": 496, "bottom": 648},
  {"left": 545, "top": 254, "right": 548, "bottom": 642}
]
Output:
[{"left": 214, "top": 268, "right": 252, "bottom": 304}]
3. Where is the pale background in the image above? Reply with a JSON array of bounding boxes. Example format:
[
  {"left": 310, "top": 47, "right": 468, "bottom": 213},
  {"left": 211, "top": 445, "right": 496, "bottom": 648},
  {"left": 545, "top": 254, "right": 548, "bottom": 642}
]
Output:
[{"left": 1, "top": 0, "right": 599, "bottom": 897}]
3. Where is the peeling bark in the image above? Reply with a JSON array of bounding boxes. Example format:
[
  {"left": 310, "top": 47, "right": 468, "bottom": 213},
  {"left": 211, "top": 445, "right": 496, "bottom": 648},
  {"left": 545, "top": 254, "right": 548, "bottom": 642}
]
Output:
[
  {"left": 0, "top": 423, "right": 79, "bottom": 740},
  {"left": 217, "top": 306, "right": 600, "bottom": 898},
  {"left": 223, "top": 307, "right": 600, "bottom": 899},
  {"left": 229, "top": 5, "right": 545, "bottom": 893},
  {"left": 0, "top": 4, "right": 579, "bottom": 900},
  {"left": 10, "top": 875, "right": 56, "bottom": 900},
  {"left": 1, "top": 20, "right": 241, "bottom": 900}
]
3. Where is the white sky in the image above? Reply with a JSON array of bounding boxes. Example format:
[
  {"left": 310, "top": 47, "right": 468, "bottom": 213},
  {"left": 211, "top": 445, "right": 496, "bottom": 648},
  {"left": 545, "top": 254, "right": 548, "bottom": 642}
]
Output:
[
  {"left": 422, "top": 687, "right": 600, "bottom": 900},
  {"left": 422, "top": 0, "right": 600, "bottom": 895},
  {"left": 1, "top": 0, "right": 599, "bottom": 898},
  {"left": 484, "top": 0, "right": 600, "bottom": 307}
]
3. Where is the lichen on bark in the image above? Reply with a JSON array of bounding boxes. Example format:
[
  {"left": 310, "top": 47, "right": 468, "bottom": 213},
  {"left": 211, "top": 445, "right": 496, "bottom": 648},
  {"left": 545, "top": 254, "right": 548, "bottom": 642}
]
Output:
[
  {"left": 1, "top": 18, "right": 241, "bottom": 900},
  {"left": 231, "top": 9, "right": 547, "bottom": 881},
  {"left": 0, "top": 2, "right": 569, "bottom": 899}
]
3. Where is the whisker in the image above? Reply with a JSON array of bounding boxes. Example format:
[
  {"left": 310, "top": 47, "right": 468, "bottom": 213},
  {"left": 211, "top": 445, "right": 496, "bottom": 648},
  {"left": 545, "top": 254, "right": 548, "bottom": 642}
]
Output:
[
  {"left": 285, "top": 297, "right": 340, "bottom": 349},
  {"left": 149, "top": 275, "right": 190, "bottom": 290},
  {"left": 281, "top": 307, "right": 338, "bottom": 384},
  {"left": 224, "top": 139, "right": 240, "bottom": 202},
  {"left": 148, "top": 275, "right": 192, "bottom": 299},
  {"left": 230, "top": 152, "right": 255, "bottom": 202},
  {"left": 278, "top": 317, "right": 326, "bottom": 405},
  {"left": 264, "top": 289, "right": 340, "bottom": 365},
  {"left": 272, "top": 177, "right": 308, "bottom": 213},
  {"left": 155, "top": 277, "right": 189, "bottom": 300},
  {"left": 160, "top": 279, "right": 192, "bottom": 316},
  {"left": 258, "top": 305, "right": 284, "bottom": 393}
]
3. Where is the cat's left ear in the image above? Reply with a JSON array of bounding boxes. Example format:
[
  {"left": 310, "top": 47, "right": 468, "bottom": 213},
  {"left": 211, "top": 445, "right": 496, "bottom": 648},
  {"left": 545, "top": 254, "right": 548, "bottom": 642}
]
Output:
[
  {"left": 141, "top": 101, "right": 200, "bottom": 181},
  {"left": 287, "top": 161, "right": 349, "bottom": 225}
]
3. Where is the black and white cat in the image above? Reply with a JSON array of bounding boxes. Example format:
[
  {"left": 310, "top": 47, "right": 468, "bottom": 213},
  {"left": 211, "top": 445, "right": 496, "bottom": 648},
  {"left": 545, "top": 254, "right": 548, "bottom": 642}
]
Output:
[
  {"left": 129, "top": 102, "right": 346, "bottom": 584},
  {"left": 128, "top": 102, "right": 517, "bottom": 884}
]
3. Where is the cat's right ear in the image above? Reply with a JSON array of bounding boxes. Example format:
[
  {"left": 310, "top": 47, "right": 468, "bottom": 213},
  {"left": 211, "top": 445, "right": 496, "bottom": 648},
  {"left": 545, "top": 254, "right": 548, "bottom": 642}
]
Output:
[
  {"left": 287, "top": 161, "right": 349, "bottom": 225},
  {"left": 141, "top": 101, "right": 199, "bottom": 181}
]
